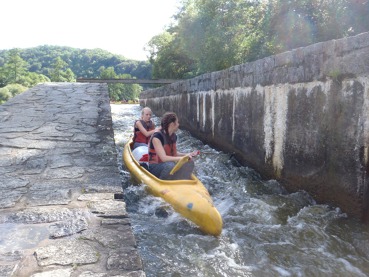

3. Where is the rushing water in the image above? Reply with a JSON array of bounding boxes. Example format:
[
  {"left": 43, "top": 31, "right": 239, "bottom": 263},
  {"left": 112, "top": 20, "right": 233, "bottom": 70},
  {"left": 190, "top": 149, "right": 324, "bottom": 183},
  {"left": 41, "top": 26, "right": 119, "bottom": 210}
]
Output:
[{"left": 111, "top": 104, "right": 369, "bottom": 277}]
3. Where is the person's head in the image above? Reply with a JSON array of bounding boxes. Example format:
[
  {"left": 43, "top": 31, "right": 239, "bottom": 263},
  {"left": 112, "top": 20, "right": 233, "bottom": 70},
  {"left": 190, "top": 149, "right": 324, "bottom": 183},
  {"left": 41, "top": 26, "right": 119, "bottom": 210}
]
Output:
[
  {"left": 161, "top": 112, "right": 179, "bottom": 135},
  {"left": 141, "top": 107, "right": 152, "bottom": 122}
]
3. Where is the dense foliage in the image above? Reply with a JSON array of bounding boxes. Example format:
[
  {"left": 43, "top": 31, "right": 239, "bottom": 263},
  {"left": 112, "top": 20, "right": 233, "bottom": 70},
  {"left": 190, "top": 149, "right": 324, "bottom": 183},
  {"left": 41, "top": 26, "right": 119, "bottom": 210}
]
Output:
[
  {"left": 147, "top": 0, "right": 369, "bottom": 79},
  {"left": 0, "top": 46, "right": 152, "bottom": 103},
  {"left": 0, "top": 45, "right": 152, "bottom": 79},
  {"left": 0, "top": 83, "right": 28, "bottom": 104},
  {"left": 99, "top": 67, "right": 142, "bottom": 102},
  {"left": 2, "top": 0, "right": 368, "bottom": 103}
]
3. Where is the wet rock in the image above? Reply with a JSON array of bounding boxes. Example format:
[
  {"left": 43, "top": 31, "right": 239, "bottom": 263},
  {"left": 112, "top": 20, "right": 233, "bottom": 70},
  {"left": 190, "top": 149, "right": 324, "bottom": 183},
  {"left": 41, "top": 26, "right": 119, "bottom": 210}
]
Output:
[
  {"left": 43, "top": 167, "right": 85, "bottom": 179},
  {"left": 82, "top": 226, "right": 136, "bottom": 249},
  {"left": 78, "top": 272, "right": 106, "bottom": 277},
  {"left": 0, "top": 157, "right": 13, "bottom": 166},
  {"left": 1, "top": 137, "right": 56, "bottom": 149},
  {"left": 0, "top": 250, "right": 23, "bottom": 262},
  {"left": 78, "top": 271, "right": 146, "bottom": 277},
  {"left": 0, "top": 265, "right": 16, "bottom": 277},
  {"left": 78, "top": 193, "right": 115, "bottom": 202},
  {"left": 4, "top": 207, "right": 84, "bottom": 224},
  {"left": 0, "top": 176, "right": 29, "bottom": 190},
  {"left": 0, "top": 188, "right": 27, "bottom": 208},
  {"left": 30, "top": 268, "right": 73, "bottom": 277},
  {"left": 101, "top": 218, "right": 131, "bottom": 226},
  {"left": 49, "top": 217, "right": 88, "bottom": 238},
  {"left": 0, "top": 83, "right": 143, "bottom": 276},
  {"left": 34, "top": 239, "right": 99, "bottom": 266},
  {"left": 48, "top": 155, "right": 74, "bottom": 169},
  {"left": 87, "top": 200, "right": 127, "bottom": 218},
  {"left": 155, "top": 206, "right": 170, "bottom": 218},
  {"left": 27, "top": 184, "right": 72, "bottom": 206},
  {"left": 72, "top": 133, "right": 101, "bottom": 143},
  {"left": 107, "top": 248, "right": 143, "bottom": 271}
]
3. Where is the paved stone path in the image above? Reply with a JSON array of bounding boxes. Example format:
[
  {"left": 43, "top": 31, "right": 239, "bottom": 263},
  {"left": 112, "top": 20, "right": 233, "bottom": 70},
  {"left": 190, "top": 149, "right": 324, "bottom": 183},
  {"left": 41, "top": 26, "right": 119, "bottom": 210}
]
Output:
[{"left": 0, "top": 83, "right": 144, "bottom": 277}]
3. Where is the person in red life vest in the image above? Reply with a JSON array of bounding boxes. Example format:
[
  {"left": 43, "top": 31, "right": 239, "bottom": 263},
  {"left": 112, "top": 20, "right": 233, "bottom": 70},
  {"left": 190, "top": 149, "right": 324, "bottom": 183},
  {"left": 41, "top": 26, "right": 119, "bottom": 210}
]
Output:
[
  {"left": 148, "top": 111, "right": 199, "bottom": 180},
  {"left": 133, "top": 107, "right": 160, "bottom": 149}
]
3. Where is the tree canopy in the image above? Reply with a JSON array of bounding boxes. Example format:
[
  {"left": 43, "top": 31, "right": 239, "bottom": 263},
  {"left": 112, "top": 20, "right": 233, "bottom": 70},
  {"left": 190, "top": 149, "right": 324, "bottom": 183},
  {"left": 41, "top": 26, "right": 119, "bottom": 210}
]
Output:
[
  {"left": 2, "top": 0, "right": 368, "bottom": 102},
  {"left": 0, "top": 46, "right": 152, "bottom": 103},
  {"left": 99, "top": 66, "right": 142, "bottom": 102},
  {"left": 147, "top": 0, "right": 369, "bottom": 79},
  {"left": 0, "top": 45, "right": 152, "bottom": 80}
]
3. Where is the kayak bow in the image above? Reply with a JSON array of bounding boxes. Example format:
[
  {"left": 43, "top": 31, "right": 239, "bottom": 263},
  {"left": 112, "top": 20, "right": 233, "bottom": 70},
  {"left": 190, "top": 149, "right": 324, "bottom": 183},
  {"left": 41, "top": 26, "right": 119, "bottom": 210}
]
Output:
[{"left": 123, "top": 138, "right": 223, "bottom": 236}]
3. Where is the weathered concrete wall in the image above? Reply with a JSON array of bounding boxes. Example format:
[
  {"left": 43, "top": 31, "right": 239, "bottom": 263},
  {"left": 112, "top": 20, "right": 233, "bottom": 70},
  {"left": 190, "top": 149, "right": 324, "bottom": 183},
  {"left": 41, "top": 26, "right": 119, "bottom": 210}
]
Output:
[
  {"left": 140, "top": 32, "right": 369, "bottom": 221},
  {"left": 0, "top": 83, "right": 144, "bottom": 276}
]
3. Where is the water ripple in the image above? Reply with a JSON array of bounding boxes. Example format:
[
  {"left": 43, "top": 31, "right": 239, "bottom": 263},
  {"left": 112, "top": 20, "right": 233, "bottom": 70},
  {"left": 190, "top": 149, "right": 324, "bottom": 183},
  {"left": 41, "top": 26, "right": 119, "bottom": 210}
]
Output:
[{"left": 112, "top": 104, "right": 369, "bottom": 277}]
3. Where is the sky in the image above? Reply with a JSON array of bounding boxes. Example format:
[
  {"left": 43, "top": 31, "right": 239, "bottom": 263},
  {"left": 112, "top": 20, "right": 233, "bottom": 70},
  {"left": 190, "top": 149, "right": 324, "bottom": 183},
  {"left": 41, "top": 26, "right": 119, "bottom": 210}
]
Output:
[{"left": 1, "top": 0, "right": 180, "bottom": 61}]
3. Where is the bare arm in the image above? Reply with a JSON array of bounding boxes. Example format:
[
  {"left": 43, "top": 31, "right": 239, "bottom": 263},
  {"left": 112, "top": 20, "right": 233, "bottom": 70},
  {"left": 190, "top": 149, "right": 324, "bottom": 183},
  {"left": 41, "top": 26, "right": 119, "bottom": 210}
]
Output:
[
  {"left": 136, "top": 121, "right": 160, "bottom": 137},
  {"left": 152, "top": 137, "right": 182, "bottom": 162},
  {"left": 153, "top": 137, "right": 199, "bottom": 161},
  {"left": 177, "top": 150, "right": 200, "bottom": 158}
]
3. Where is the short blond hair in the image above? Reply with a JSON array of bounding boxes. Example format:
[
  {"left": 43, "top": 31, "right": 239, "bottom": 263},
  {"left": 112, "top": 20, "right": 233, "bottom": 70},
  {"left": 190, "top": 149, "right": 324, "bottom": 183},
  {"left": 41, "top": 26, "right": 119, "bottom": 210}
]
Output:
[{"left": 141, "top": 107, "right": 152, "bottom": 115}]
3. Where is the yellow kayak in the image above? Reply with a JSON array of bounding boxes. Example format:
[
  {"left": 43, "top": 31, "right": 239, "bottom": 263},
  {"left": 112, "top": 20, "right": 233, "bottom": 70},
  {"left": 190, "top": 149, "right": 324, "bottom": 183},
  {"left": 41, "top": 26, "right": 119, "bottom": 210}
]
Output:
[{"left": 122, "top": 138, "right": 223, "bottom": 236}]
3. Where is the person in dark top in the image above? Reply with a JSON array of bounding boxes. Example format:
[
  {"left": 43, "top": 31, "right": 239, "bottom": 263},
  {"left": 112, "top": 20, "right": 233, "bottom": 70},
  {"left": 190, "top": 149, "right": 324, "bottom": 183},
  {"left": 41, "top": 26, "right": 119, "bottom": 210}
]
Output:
[
  {"left": 133, "top": 107, "right": 160, "bottom": 149},
  {"left": 148, "top": 111, "right": 199, "bottom": 180}
]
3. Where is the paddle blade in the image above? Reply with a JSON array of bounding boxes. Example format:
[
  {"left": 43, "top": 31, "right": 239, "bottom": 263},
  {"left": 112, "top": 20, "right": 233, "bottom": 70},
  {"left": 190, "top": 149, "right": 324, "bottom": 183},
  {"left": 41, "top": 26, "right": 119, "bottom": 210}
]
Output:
[{"left": 169, "top": 156, "right": 190, "bottom": 175}]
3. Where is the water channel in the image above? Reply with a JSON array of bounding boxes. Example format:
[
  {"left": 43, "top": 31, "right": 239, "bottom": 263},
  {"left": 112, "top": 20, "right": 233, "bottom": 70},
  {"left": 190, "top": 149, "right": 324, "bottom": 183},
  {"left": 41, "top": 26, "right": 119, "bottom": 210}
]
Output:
[{"left": 111, "top": 104, "right": 369, "bottom": 277}]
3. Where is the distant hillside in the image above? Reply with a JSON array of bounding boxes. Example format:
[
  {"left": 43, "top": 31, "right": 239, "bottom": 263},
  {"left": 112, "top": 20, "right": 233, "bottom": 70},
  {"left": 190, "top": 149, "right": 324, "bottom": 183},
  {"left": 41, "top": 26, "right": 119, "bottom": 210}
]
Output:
[{"left": 0, "top": 45, "right": 152, "bottom": 79}]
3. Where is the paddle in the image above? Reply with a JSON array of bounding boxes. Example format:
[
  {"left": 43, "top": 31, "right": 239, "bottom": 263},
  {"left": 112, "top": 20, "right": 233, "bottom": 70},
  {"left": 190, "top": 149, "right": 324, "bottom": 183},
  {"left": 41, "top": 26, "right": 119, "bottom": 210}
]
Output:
[{"left": 169, "top": 155, "right": 191, "bottom": 175}]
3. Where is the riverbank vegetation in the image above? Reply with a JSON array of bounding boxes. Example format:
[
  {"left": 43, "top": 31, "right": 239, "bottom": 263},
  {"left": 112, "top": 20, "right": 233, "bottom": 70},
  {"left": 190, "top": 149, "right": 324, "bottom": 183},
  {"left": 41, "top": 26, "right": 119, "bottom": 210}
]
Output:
[
  {"left": 147, "top": 0, "right": 369, "bottom": 79},
  {"left": 0, "top": 46, "right": 151, "bottom": 104},
  {"left": 1, "top": 0, "right": 368, "bottom": 104}
]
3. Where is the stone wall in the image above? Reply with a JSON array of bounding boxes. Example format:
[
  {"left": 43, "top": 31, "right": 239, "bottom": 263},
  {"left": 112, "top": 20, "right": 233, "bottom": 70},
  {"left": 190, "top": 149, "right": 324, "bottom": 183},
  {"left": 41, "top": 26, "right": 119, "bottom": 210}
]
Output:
[
  {"left": 0, "top": 83, "right": 144, "bottom": 276},
  {"left": 140, "top": 32, "right": 369, "bottom": 221}
]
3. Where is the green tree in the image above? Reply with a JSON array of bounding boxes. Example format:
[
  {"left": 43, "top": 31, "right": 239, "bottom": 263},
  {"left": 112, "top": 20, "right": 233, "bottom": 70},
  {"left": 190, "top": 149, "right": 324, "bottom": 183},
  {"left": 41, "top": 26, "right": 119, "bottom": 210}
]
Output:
[
  {"left": 116, "top": 73, "right": 142, "bottom": 101},
  {"left": 0, "top": 83, "right": 28, "bottom": 104},
  {"left": 18, "top": 72, "right": 50, "bottom": 87},
  {"left": 64, "top": 68, "right": 76, "bottom": 82},
  {"left": 146, "top": 32, "right": 196, "bottom": 79},
  {"left": 3, "top": 49, "right": 29, "bottom": 84},
  {"left": 99, "top": 67, "right": 142, "bottom": 101},
  {"left": 147, "top": 0, "right": 369, "bottom": 77},
  {"left": 49, "top": 56, "right": 75, "bottom": 82},
  {"left": 0, "top": 46, "right": 152, "bottom": 81},
  {"left": 0, "top": 51, "right": 49, "bottom": 88},
  {"left": 0, "top": 87, "right": 12, "bottom": 104},
  {"left": 149, "top": 0, "right": 266, "bottom": 75},
  {"left": 7, "top": 83, "right": 28, "bottom": 97},
  {"left": 261, "top": 0, "right": 369, "bottom": 54},
  {"left": 0, "top": 66, "right": 7, "bottom": 87}
]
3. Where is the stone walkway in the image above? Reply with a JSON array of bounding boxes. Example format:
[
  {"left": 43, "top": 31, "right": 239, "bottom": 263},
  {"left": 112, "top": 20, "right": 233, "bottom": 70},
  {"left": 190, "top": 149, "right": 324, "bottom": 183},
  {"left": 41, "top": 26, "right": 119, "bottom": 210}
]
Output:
[{"left": 0, "top": 83, "right": 144, "bottom": 277}]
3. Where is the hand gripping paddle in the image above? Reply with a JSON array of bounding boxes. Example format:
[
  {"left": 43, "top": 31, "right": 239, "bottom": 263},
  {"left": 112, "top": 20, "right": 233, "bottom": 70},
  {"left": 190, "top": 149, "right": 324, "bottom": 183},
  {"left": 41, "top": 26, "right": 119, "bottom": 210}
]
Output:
[{"left": 169, "top": 155, "right": 191, "bottom": 175}]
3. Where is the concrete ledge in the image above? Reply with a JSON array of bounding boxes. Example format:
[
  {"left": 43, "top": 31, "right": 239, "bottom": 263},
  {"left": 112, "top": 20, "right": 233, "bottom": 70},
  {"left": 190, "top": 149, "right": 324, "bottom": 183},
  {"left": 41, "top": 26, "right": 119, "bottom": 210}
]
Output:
[
  {"left": 140, "top": 32, "right": 369, "bottom": 222},
  {"left": 0, "top": 83, "right": 144, "bottom": 276}
]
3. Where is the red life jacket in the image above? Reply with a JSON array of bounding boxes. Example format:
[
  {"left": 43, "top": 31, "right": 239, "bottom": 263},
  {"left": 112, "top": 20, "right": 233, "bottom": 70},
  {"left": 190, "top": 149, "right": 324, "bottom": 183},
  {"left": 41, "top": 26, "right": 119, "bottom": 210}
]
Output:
[
  {"left": 133, "top": 119, "right": 154, "bottom": 144},
  {"left": 148, "top": 131, "right": 177, "bottom": 164}
]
